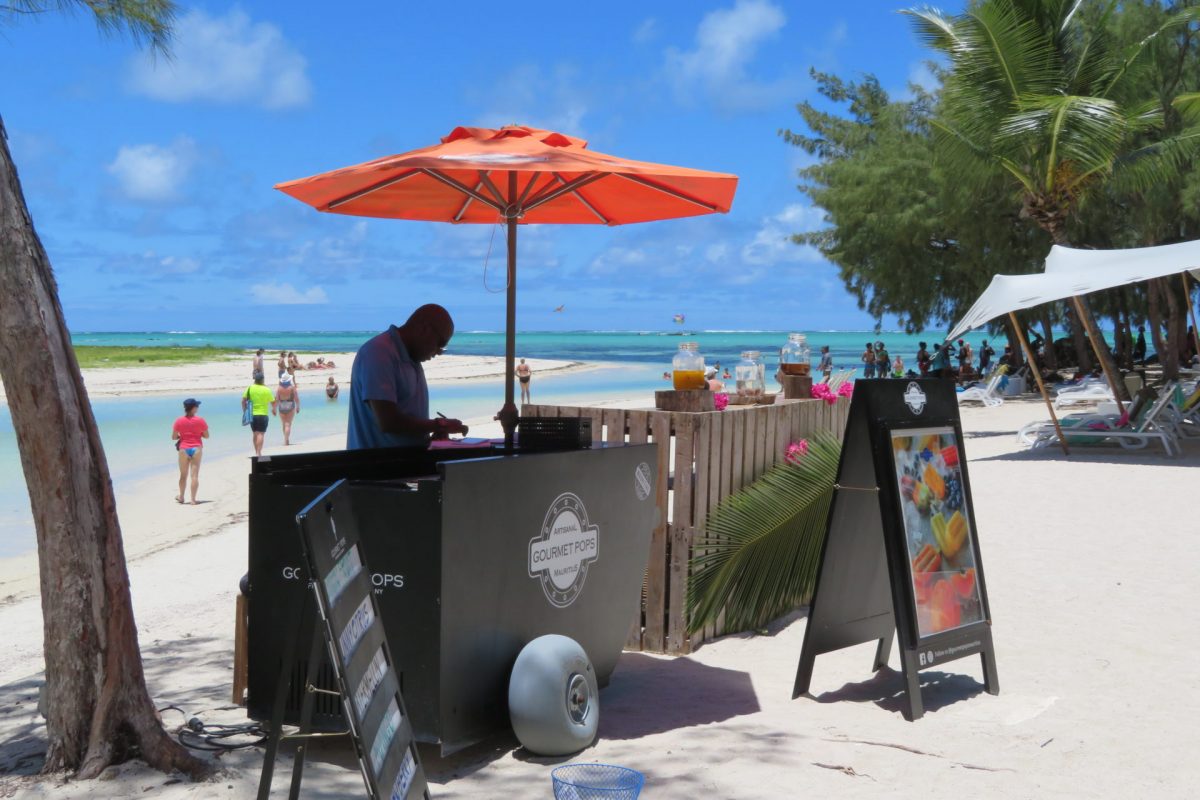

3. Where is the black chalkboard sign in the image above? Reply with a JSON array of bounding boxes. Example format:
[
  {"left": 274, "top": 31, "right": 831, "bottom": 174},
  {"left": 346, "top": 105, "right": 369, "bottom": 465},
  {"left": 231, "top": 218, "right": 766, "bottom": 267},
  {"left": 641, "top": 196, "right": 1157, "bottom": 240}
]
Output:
[
  {"left": 792, "top": 379, "right": 999, "bottom": 720},
  {"left": 257, "top": 480, "right": 430, "bottom": 799}
]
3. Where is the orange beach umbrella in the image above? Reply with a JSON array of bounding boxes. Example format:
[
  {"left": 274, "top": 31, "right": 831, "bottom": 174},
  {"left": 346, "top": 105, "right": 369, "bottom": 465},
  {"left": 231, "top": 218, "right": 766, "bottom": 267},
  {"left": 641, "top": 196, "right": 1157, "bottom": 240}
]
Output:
[{"left": 276, "top": 125, "right": 738, "bottom": 446}]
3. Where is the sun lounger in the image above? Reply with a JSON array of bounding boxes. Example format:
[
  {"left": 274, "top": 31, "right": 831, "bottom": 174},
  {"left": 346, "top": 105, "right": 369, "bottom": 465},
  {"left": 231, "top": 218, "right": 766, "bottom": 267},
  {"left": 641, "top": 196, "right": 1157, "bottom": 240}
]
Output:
[
  {"left": 825, "top": 369, "right": 855, "bottom": 391},
  {"left": 1020, "top": 385, "right": 1181, "bottom": 456},
  {"left": 957, "top": 367, "right": 1007, "bottom": 407},
  {"left": 1053, "top": 377, "right": 1114, "bottom": 409}
]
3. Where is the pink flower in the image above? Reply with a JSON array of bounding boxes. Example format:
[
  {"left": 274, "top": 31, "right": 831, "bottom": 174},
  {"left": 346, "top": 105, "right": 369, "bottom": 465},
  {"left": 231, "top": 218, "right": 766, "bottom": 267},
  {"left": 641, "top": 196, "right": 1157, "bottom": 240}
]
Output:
[
  {"left": 810, "top": 382, "right": 837, "bottom": 405},
  {"left": 837, "top": 381, "right": 854, "bottom": 398},
  {"left": 785, "top": 439, "right": 810, "bottom": 464},
  {"left": 713, "top": 392, "right": 729, "bottom": 411}
]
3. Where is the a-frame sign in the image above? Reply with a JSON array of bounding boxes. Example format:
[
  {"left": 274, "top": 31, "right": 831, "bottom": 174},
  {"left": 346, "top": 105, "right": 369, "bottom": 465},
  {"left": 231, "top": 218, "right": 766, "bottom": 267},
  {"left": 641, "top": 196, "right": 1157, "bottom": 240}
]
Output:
[
  {"left": 793, "top": 379, "right": 999, "bottom": 720},
  {"left": 258, "top": 480, "right": 431, "bottom": 799}
]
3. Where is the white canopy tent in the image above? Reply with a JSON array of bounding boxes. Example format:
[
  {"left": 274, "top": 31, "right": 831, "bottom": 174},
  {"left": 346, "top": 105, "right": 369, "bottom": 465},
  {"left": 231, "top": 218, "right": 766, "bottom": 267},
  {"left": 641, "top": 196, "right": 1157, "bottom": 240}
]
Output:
[
  {"left": 948, "top": 241, "right": 1200, "bottom": 340},
  {"left": 946, "top": 241, "right": 1200, "bottom": 455}
]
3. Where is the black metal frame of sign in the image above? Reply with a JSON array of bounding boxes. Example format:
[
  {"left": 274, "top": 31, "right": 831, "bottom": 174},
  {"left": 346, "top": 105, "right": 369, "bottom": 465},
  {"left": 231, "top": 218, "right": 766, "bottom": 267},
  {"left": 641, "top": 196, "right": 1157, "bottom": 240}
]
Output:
[
  {"left": 257, "top": 480, "right": 430, "bottom": 800},
  {"left": 792, "top": 379, "right": 999, "bottom": 720}
]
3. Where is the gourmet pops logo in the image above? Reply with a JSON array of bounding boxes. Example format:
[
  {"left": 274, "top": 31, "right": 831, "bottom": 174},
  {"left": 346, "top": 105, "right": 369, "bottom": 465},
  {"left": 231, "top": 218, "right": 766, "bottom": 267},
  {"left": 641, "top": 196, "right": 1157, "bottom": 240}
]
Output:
[{"left": 528, "top": 493, "right": 599, "bottom": 608}]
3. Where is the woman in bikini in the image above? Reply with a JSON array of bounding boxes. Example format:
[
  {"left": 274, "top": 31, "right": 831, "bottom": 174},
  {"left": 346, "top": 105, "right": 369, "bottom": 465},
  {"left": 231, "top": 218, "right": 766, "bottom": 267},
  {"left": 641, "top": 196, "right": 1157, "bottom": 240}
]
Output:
[
  {"left": 273, "top": 373, "right": 300, "bottom": 446},
  {"left": 516, "top": 358, "right": 532, "bottom": 404},
  {"left": 171, "top": 398, "right": 209, "bottom": 505}
]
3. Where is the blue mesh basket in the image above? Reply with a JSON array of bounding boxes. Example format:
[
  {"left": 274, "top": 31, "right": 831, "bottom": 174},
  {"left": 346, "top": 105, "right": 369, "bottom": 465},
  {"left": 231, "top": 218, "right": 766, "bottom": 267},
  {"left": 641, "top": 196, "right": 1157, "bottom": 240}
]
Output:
[{"left": 551, "top": 764, "right": 645, "bottom": 800}]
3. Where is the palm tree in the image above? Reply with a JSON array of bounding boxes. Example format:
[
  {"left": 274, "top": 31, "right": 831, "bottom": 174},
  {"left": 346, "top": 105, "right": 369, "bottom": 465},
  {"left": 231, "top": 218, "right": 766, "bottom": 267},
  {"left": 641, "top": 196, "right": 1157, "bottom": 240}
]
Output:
[
  {"left": 1, "top": 1, "right": 205, "bottom": 779},
  {"left": 905, "top": 0, "right": 1200, "bottom": 384}
]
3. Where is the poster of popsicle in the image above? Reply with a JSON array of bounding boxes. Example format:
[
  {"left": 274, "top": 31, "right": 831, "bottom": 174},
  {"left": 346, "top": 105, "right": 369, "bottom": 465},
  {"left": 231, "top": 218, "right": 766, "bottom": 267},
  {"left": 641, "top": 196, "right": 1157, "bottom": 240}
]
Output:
[{"left": 891, "top": 427, "right": 984, "bottom": 638}]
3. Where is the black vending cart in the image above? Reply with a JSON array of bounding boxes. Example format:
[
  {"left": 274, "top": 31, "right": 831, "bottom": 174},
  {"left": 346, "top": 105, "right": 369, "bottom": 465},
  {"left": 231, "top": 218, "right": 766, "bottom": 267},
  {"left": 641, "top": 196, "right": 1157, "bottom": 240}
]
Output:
[{"left": 245, "top": 441, "right": 658, "bottom": 754}]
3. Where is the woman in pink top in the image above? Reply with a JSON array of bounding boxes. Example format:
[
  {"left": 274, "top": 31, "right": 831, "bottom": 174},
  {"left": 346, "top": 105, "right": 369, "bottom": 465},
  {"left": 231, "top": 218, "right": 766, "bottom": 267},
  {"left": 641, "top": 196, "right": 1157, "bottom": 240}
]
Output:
[{"left": 171, "top": 398, "right": 209, "bottom": 505}]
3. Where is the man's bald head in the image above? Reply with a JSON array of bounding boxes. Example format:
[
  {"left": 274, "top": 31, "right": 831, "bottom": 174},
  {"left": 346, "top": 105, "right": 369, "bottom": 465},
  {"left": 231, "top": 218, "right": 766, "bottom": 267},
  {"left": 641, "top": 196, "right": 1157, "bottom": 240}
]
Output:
[{"left": 400, "top": 304, "right": 455, "bottom": 362}]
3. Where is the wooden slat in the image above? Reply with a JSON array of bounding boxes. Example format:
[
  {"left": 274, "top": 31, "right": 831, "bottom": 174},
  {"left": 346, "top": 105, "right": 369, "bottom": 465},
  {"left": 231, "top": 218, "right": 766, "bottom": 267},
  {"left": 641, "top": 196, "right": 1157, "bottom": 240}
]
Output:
[
  {"left": 668, "top": 414, "right": 696, "bottom": 654},
  {"left": 764, "top": 404, "right": 778, "bottom": 469},
  {"left": 744, "top": 406, "right": 759, "bottom": 482},
  {"left": 604, "top": 408, "right": 626, "bottom": 444},
  {"left": 692, "top": 413, "right": 714, "bottom": 646},
  {"left": 586, "top": 407, "right": 605, "bottom": 444},
  {"left": 719, "top": 408, "right": 733, "bottom": 502},
  {"left": 730, "top": 408, "right": 746, "bottom": 493},
  {"left": 643, "top": 411, "right": 671, "bottom": 652},
  {"left": 774, "top": 404, "right": 792, "bottom": 467},
  {"left": 627, "top": 410, "right": 649, "bottom": 444},
  {"left": 757, "top": 407, "right": 770, "bottom": 476}
]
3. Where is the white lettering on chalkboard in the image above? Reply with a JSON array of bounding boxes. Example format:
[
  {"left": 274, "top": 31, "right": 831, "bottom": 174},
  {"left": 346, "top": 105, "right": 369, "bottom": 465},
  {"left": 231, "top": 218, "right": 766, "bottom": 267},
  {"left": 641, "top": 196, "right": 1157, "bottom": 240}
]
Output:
[
  {"left": 391, "top": 750, "right": 417, "bottom": 800},
  {"left": 370, "top": 701, "right": 402, "bottom": 777},
  {"left": 324, "top": 546, "right": 363, "bottom": 605},
  {"left": 354, "top": 648, "right": 389, "bottom": 717},
  {"left": 338, "top": 596, "right": 375, "bottom": 666}
]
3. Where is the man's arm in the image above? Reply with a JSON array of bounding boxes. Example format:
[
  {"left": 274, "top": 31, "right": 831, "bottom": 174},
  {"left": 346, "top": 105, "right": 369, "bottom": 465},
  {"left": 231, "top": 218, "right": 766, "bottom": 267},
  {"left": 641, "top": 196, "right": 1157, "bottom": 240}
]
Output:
[{"left": 366, "top": 400, "right": 467, "bottom": 438}]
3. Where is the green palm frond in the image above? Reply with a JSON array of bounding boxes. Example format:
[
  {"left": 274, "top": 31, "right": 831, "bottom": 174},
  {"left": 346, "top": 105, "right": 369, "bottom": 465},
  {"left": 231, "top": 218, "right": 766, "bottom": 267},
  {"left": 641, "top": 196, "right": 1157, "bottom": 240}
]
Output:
[
  {"left": 1172, "top": 93, "right": 1200, "bottom": 126},
  {"left": 1109, "top": 127, "right": 1200, "bottom": 194},
  {"left": 1, "top": 1, "right": 176, "bottom": 53},
  {"left": 686, "top": 433, "right": 841, "bottom": 635},
  {"left": 998, "top": 95, "right": 1128, "bottom": 190}
]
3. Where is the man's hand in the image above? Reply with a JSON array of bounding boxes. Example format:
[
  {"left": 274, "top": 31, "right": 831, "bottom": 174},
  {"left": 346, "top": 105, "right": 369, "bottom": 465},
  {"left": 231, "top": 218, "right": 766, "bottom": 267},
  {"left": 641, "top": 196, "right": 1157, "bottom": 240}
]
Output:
[{"left": 431, "top": 417, "right": 468, "bottom": 439}]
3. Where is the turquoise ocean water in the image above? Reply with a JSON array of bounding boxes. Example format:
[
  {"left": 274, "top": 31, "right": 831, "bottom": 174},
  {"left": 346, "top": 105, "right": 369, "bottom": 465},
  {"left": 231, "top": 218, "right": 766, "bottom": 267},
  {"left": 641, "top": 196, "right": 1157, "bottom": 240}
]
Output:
[{"left": 0, "top": 329, "right": 1056, "bottom": 558}]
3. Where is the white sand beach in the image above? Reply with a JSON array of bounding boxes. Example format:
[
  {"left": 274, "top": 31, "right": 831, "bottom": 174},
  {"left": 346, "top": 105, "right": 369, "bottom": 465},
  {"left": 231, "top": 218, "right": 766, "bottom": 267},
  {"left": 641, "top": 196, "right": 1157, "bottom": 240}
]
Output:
[{"left": 0, "top": 393, "right": 1197, "bottom": 798}]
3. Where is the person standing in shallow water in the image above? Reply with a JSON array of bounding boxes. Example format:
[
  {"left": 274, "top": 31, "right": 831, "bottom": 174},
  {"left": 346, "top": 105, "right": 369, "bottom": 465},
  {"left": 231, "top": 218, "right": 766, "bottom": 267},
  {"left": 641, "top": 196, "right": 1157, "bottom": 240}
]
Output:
[
  {"left": 274, "top": 373, "right": 300, "bottom": 446},
  {"left": 516, "top": 358, "right": 532, "bottom": 405},
  {"left": 861, "top": 341, "right": 876, "bottom": 378},
  {"left": 171, "top": 398, "right": 208, "bottom": 505},
  {"left": 242, "top": 371, "right": 273, "bottom": 456}
]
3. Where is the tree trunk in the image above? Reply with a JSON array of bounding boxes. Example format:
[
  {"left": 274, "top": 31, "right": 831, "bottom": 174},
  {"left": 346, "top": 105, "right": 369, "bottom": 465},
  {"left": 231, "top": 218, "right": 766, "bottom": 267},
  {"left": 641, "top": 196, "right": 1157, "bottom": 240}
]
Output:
[
  {"left": 0, "top": 118, "right": 206, "bottom": 779},
  {"left": 1002, "top": 315, "right": 1024, "bottom": 369},
  {"left": 1037, "top": 308, "right": 1057, "bottom": 370},
  {"left": 1164, "top": 277, "right": 1183, "bottom": 381},
  {"left": 1031, "top": 216, "right": 1124, "bottom": 398},
  {"left": 1147, "top": 278, "right": 1174, "bottom": 379}
]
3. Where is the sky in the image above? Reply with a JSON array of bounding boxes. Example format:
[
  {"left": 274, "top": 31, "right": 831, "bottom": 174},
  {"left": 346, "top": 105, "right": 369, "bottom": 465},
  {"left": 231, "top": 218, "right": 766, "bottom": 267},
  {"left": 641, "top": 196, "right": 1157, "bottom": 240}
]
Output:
[{"left": 1, "top": 1, "right": 964, "bottom": 333}]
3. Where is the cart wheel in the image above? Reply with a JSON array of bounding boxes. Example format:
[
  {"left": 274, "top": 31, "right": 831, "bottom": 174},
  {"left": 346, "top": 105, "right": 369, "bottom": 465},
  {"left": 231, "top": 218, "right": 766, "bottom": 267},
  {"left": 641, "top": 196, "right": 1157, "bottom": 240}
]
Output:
[{"left": 508, "top": 635, "right": 598, "bottom": 756}]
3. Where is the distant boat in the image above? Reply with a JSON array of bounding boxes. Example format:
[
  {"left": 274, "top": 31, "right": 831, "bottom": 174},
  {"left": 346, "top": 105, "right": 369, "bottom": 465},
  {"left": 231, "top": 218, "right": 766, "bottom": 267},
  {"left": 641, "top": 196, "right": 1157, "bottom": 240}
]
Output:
[
  {"left": 673, "top": 314, "right": 685, "bottom": 325},
  {"left": 554, "top": 304, "right": 565, "bottom": 312}
]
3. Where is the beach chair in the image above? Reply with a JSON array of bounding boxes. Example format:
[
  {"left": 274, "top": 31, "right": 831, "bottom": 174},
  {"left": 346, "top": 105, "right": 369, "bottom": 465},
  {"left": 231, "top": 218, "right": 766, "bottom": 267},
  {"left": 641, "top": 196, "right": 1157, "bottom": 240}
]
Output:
[
  {"left": 1053, "top": 376, "right": 1114, "bottom": 409},
  {"left": 1021, "top": 385, "right": 1181, "bottom": 456},
  {"left": 957, "top": 367, "right": 1007, "bottom": 407},
  {"left": 825, "top": 369, "right": 854, "bottom": 391}
]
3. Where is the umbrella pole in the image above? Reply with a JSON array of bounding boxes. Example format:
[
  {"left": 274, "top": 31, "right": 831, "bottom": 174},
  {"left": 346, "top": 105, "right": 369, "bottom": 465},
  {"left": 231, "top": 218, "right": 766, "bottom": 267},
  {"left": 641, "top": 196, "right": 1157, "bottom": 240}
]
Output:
[
  {"left": 1070, "top": 295, "right": 1124, "bottom": 413},
  {"left": 499, "top": 175, "right": 520, "bottom": 450},
  {"left": 1011, "top": 312, "right": 1069, "bottom": 456}
]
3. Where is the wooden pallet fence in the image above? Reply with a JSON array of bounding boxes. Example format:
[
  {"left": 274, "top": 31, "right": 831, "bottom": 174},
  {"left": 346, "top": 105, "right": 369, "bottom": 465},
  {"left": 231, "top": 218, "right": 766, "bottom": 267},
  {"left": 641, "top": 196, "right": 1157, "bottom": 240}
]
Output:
[{"left": 524, "top": 398, "right": 850, "bottom": 654}]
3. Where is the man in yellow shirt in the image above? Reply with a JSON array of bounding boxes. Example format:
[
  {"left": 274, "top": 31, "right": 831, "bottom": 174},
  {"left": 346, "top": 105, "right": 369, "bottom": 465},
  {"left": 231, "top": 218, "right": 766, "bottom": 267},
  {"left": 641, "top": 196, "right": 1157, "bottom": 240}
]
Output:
[{"left": 241, "top": 371, "right": 274, "bottom": 457}]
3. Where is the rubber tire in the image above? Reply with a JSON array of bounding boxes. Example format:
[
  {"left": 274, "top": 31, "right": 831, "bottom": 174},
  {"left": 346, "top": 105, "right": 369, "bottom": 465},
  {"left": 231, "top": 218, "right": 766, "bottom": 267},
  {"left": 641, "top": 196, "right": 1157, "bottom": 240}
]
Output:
[{"left": 508, "top": 635, "right": 599, "bottom": 756}]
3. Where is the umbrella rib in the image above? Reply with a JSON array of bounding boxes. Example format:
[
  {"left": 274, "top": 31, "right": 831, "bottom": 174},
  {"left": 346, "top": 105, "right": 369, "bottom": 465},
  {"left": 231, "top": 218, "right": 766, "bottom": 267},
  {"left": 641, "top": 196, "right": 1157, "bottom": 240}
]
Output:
[
  {"left": 552, "top": 173, "right": 609, "bottom": 224},
  {"left": 420, "top": 169, "right": 505, "bottom": 213},
  {"left": 453, "top": 178, "right": 487, "bottom": 222},
  {"left": 324, "top": 169, "right": 421, "bottom": 210},
  {"left": 610, "top": 173, "right": 721, "bottom": 212},
  {"left": 478, "top": 171, "right": 508, "bottom": 207},
  {"left": 516, "top": 173, "right": 543, "bottom": 207},
  {"left": 523, "top": 173, "right": 606, "bottom": 214}
]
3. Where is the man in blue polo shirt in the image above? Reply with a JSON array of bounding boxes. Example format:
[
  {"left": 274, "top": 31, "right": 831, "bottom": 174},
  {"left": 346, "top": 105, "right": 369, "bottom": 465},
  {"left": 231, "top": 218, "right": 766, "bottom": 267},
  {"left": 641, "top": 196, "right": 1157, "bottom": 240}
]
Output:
[{"left": 347, "top": 304, "right": 468, "bottom": 449}]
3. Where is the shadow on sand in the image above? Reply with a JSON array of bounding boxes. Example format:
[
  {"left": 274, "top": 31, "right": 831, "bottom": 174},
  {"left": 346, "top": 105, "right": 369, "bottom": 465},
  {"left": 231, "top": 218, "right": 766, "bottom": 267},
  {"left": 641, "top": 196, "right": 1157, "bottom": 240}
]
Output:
[{"left": 810, "top": 666, "right": 984, "bottom": 716}]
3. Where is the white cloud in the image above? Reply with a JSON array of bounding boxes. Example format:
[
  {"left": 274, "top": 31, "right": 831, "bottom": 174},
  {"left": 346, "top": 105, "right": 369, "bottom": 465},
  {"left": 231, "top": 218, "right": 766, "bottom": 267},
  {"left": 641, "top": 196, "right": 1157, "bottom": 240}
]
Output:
[
  {"left": 741, "top": 204, "right": 825, "bottom": 265},
  {"left": 706, "top": 243, "right": 729, "bottom": 263},
  {"left": 158, "top": 255, "right": 201, "bottom": 274},
  {"left": 127, "top": 9, "right": 311, "bottom": 109},
  {"left": 633, "top": 18, "right": 657, "bottom": 43},
  {"left": 907, "top": 61, "right": 940, "bottom": 94},
  {"left": 106, "top": 136, "right": 197, "bottom": 202},
  {"left": 250, "top": 282, "right": 329, "bottom": 305},
  {"left": 665, "top": 0, "right": 788, "bottom": 109},
  {"left": 588, "top": 246, "right": 647, "bottom": 276}
]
